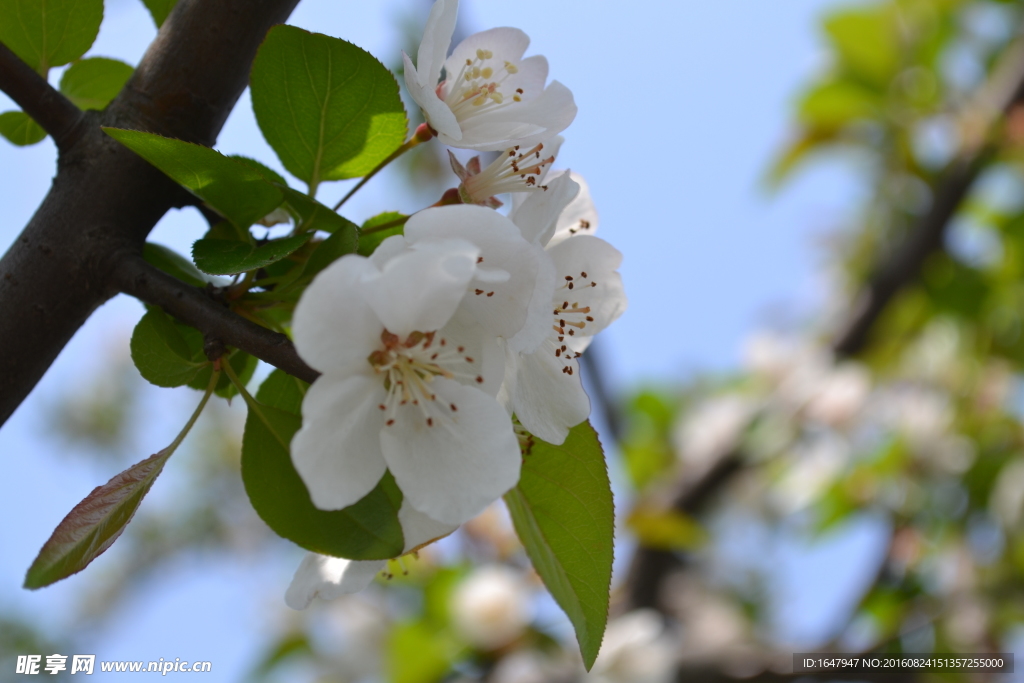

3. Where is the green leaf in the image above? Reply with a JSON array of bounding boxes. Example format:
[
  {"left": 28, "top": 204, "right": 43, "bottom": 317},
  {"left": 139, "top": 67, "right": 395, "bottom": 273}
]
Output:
[
  {"left": 797, "top": 80, "right": 881, "bottom": 128},
  {"left": 140, "top": 0, "right": 177, "bottom": 27},
  {"left": 358, "top": 211, "right": 407, "bottom": 257},
  {"left": 302, "top": 229, "right": 358, "bottom": 280},
  {"left": 281, "top": 186, "right": 359, "bottom": 235},
  {"left": 229, "top": 155, "right": 288, "bottom": 186},
  {"left": 241, "top": 369, "right": 405, "bottom": 559},
  {"left": 0, "top": 0, "right": 103, "bottom": 72},
  {"left": 823, "top": 7, "right": 899, "bottom": 86},
  {"left": 24, "top": 379, "right": 213, "bottom": 589},
  {"left": 504, "top": 421, "right": 613, "bottom": 671},
  {"left": 59, "top": 57, "right": 134, "bottom": 110},
  {"left": 143, "top": 242, "right": 210, "bottom": 288},
  {"left": 250, "top": 25, "right": 408, "bottom": 190},
  {"left": 24, "top": 448, "right": 173, "bottom": 588},
  {"left": 103, "top": 128, "right": 284, "bottom": 228},
  {"left": 191, "top": 234, "right": 311, "bottom": 276},
  {"left": 130, "top": 308, "right": 206, "bottom": 387},
  {"left": 0, "top": 111, "right": 46, "bottom": 146},
  {"left": 188, "top": 348, "right": 257, "bottom": 399},
  {"left": 386, "top": 621, "right": 461, "bottom": 683}
]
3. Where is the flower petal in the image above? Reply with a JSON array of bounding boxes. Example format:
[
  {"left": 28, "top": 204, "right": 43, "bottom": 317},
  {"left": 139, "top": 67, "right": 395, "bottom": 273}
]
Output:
[
  {"left": 455, "top": 81, "right": 577, "bottom": 151},
  {"left": 444, "top": 27, "right": 530, "bottom": 77},
  {"left": 547, "top": 235, "right": 627, "bottom": 337},
  {"left": 546, "top": 170, "right": 599, "bottom": 246},
  {"left": 404, "top": 52, "right": 462, "bottom": 141},
  {"left": 417, "top": 0, "right": 458, "bottom": 89},
  {"left": 292, "top": 255, "right": 383, "bottom": 375},
  {"left": 292, "top": 375, "right": 389, "bottom": 510},
  {"left": 438, "top": 306, "right": 506, "bottom": 396},
  {"left": 511, "top": 339, "right": 590, "bottom": 445},
  {"left": 285, "top": 553, "right": 385, "bottom": 610},
  {"left": 399, "top": 502, "right": 459, "bottom": 552},
  {"left": 381, "top": 377, "right": 520, "bottom": 525},
  {"left": 405, "top": 205, "right": 556, "bottom": 353},
  {"left": 359, "top": 237, "right": 480, "bottom": 336},
  {"left": 510, "top": 171, "right": 580, "bottom": 246}
]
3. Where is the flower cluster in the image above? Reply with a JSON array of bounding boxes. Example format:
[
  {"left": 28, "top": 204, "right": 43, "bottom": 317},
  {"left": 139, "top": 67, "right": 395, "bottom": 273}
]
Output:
[{"left": 285, "top": 0, "right": 625, "bottom": 607}]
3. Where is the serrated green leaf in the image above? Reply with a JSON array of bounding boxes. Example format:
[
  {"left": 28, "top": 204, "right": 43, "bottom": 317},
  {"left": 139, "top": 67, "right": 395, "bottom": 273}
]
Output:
[
  {"left": 130, "top": 308, "right": 206, "bottom": 387},
  {"left": 24, "top": 380, "right": 213, "bottom": 589},
  {"left": 250, "top": 25, "right": 407, "bottom": 190},
  {"left": 191, "top": 234, "right": 311, "bottom": 276},
  {"left": 143, "top": 242, "right": 209, "bottom": 288},
  {"left": 0, "top": 111, "right": 46, "bottom": 146},
  {"left": 59, "top": 57, "right": 134, "bottom": 110},
  {"left": 104, "top": 128, "right": 284, "bottom": 228},
  {"left": 241, "top": 370, "right": 405, "bottom": 559},
  {"left": 229, "top": 155, "right": 288, "bottom": 186},
  {"left": 281, "top": 186, "right": 358, "bottom": 235},
  {"left": 0, "top": 0, "right": 103, "bottom": 72},
  {"left": 358, "top": 211, "right": 407, "bottom": 256},
  {"left": 140, "top": 0, "right": 177, "bottom": 27},
  {"left": 504, "top": 421, "right": 613, "bottom": 671}
]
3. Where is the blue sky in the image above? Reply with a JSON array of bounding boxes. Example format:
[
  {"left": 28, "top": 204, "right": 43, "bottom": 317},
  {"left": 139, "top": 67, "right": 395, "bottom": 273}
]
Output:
[{"left": 0, "top": 0, "right": 873, "bottom": 678}]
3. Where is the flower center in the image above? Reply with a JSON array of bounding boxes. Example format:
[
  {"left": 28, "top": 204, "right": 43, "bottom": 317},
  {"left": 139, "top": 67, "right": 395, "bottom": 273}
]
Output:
[
  {"left": 442, "top": 49, "right": 523, "bottom": 120},
  {"left": 368, "top": 329, "right": 484, "bottom": 427},
  {"left": 551, "top": 270, "right": 598, "bottom": 375},
  {"left": 464, "top": 143, "right": 555, "bottom": 200}
]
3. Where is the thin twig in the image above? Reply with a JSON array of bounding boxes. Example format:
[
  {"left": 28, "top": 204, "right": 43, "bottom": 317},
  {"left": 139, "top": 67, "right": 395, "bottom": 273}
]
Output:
[
  {"left": 0, "top": 41, "right": 85, "bottom": 151},
  {"left": 112, "top": 255, "right": 320, "bottom": 385}
]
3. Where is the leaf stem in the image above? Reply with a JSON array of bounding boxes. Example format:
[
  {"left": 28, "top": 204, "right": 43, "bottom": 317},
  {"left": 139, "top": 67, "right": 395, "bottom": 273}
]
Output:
[
  {"left": 332, "top": 123, "right": 434, "bottom": 211},
  {"left": 222, "top": 359, "right": 292, "bottom": 451},
  {"left": 168, "top": 369, "right": 221, "bottom": 454}
]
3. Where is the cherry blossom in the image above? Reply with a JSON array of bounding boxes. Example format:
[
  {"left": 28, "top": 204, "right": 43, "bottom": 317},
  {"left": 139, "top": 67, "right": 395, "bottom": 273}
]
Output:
[
  {"left": 403, "top": 0, "right": 577, "bottom": 151},
  {"left": 500, "top": 173, "right": 627, "bottom": 444},
  {"left": 290, "top": 228, "right": 525, "bottom": 527}
]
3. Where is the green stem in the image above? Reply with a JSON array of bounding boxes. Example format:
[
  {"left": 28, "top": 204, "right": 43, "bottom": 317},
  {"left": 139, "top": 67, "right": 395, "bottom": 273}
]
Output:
[
  {"left": 167, "top": 369, "right": 220, "bottom": 454},
  {"left": 332, "top": 133, "right": 426, "bottom": 212},
  {"left": 223, "top": 358, "right": 291, "bottom": 451}
]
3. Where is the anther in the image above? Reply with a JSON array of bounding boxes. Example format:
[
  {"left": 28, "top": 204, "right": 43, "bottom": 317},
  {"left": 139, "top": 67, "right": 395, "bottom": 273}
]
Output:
[
  {"left": 427, "top": 418, "right": 433, "bottom": 426},
  {"left": 450, "top": 403, "right": 458, "bottom": 411},
  {"left": 475, "top": 376, "right": 484, "bottom": 383},
  {"left": 386, "top": 419, "right": 395, "bottom": 426},
  {"left": 487, "top": 291, "right": 494, "bottom": 297},
  {"left": 581, "top": 271, "right": 588, "bottom": 278},
  {"left": 379, "top": 404, "right": 386, "bottom": 410}
]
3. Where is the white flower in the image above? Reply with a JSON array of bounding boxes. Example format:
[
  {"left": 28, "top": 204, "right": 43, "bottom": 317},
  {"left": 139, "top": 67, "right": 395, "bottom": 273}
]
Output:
[
  {"left": 587, "top": 609, "right": 675, "bottom": 683},
  {"left": 449, "top": 137, "right": 562, "bottom": 207},
  {"left": 500, "top": 173, "right": 627, "bottom": 444},
  {"left": 403, "top": 0, "right": 577, "bottom": 151},
  {"left": 291, "top": 217, "right": 537, "bottom": 526},
  {"left": 286, "top": 502, "right": 457, "bottom": 610},
  {"left": 451, "top": 565, "right": 533, "bottom": 649}
]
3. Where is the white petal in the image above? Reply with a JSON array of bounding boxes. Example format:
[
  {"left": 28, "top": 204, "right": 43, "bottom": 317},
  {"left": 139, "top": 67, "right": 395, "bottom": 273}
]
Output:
[
  {"left": 510, "top": 172, "right": 580, "bottom": 246},
  {"left": 292, "top": 256, "right": 383, "bottom": 375},
  {"left": 444, "top": 27, "right": 530, "bottom": 77},
  {"left": 399, "top": 501, "right": 459, "bottom": 552},
  {"left": 359, "top": 237, "right": 479, "bottom": 336},
  {"left": 438, "top": 306, "right": 506, "bottom": 396},
  {"left": 292, "top": 375, "right": 389, "bottom": 510},
  {"left": 547, "top": 170, "right": 599, "bottom": 246},
  {"left": 404, "top": 52, "right": 462, "bottom": 141},
  {"left": 285, "top": 553, "right": 385, "bottom": 610},
  {"left": 547, "top": 235, "right": 627, "bottom": 335},
  {"left": 418, "top": 0, "right": 459, "bottom": 89},
  {"left": 456, "top": 81, "right": 577, "bottom": 151},
  {"left": 511, "top": 340, "right": 590, "bottom": 445},
  {"left": 405, "top": 205, "right": 556, "bottom": 353},
  {"left": 381, "top": 377, "right": 520, "bottom": 525}
]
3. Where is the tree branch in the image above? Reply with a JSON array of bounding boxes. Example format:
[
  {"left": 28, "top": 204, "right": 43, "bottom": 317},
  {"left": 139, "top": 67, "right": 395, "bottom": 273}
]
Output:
[
  {"left": 112, "top": 256, "right": 319, "bottom": 385},
  {"left": 0, "top": 0, "right": 299, "bottom": 427},
  {"left": 0, "top": 41, "right": 85, "bottom": 151}
]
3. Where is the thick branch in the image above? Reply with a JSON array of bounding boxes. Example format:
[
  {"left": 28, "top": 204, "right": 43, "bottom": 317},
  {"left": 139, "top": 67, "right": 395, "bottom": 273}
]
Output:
[
  {"left": 113, "top": 257, "right": 319, "bottom": 385},
  {"left": 0, "top": 0, "right": 299, "bottom": 427},
  {"left": 0, "top": 41, "right": 85, "bottom": 150}
]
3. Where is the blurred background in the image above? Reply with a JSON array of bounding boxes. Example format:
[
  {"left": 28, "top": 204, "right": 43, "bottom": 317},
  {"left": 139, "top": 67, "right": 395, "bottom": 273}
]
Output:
[{"left": 4, "top": 0, "right": 1024, "bottom": 680}]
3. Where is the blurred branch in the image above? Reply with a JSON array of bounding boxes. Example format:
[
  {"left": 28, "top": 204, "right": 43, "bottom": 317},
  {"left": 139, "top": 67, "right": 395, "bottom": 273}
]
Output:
[
  {"left": 0, "top": 41, "right": 85, "bottom": 151},
  {"left": 112, "top": 256, "right": 320, "bottom": 384},
  {"left": 833, "top": 38, "right": 1024, "bottom": 357}
]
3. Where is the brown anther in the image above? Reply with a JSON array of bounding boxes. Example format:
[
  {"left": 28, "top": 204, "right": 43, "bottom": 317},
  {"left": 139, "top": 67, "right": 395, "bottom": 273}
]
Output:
[
  {"left": 580, "top": 220, "right": 590, "bottom": 228},
  {"left": 379, "top": 404, "right": 386, "bottom": 410},
  {"left": 562, "top": 301, "right": 569, "bottom": 309},
  {"left": 561, "top": 345, "right": 567, "bottom": 351},
  {"left": 457, "top": 346, "right": 465, "bottom": 352},
  {"left": 475, "top": 288, "right": 484, "bottom": 295},
  {"left": 477, "top": 256, "right": 484, "bottom": 263},
  {"left": 581, "top": 271, "right": 588, "bottom": 278},
  {"left": 568, "top": 329, "right": 575, "bottom": 335},
  {"left": 386, "top": 419, "right": 395, "bottom": 426},
  {"left": 431, "top": 353, "right": 439, "bottom": 360},
  {"left": 465, "top": 356, "right": 474, "bottom": 362},
  {"left": 568, "top": 283, "right": 574, "bottom": 289},
  {"left": 427, "top": 418, "right": 434, "bottom": 426},
  {"left": 475, "top": 376, "right": 484, "bottom": 383},
  {"left": 586, "top": 316, "right": 594, "bottom": 321},
  {"left": 440, "top": 339, "right": 447, "bottom": 346},
  {"left": 555, "top": 348, "right": 562, "bottom": 357},
  {"left": 487, "top": 291, "right": 494, "bottom": 297},
  {"left": 565, "top": 275, "right": 573, "bottom": 281},
  {"left": 516, "top": 88, "right": 523, "bottom": 94},
  {"left": 450, "top": 403, "right": 458, "bottom": 411}
]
